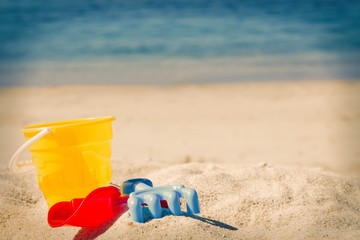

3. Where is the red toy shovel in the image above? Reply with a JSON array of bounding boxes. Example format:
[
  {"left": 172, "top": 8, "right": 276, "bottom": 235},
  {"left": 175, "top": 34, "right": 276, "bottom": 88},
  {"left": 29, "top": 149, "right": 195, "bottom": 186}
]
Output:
[{"left": 48, "top": 186, "right": 129, "bottom": 228}]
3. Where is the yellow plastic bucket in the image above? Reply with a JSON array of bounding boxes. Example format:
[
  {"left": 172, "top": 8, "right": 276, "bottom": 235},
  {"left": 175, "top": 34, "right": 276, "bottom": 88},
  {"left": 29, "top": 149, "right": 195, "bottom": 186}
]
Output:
[{"left": 9, "top": 116, "right": 115, "bottom": 207}]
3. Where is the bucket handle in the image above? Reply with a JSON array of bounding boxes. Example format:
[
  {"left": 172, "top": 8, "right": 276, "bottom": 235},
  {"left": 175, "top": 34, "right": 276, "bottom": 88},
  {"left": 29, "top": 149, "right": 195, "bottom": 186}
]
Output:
[{"left": 9, "top": 128, "right": 51, "bottom": 174}]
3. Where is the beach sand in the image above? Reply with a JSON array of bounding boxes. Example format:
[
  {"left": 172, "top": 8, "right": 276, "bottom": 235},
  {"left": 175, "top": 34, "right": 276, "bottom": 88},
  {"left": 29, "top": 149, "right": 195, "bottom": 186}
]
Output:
[{"left": 1, "top": 80, "right": 360, "bottom": 239}]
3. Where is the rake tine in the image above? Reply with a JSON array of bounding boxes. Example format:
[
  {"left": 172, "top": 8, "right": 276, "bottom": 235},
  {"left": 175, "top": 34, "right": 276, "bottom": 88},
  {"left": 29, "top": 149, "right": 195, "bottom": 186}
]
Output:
[
  {"left": 163, "top": 191, "right": 182, "bottom": 216},
  {"left": 145, "top": 194, "right": 162, "bottom": 219},
  {"left": 128, "top": 196, "right": 144, "bottom": 223},
  {"left": 181, "top": 188, "right": 200, "bottom": 215}
]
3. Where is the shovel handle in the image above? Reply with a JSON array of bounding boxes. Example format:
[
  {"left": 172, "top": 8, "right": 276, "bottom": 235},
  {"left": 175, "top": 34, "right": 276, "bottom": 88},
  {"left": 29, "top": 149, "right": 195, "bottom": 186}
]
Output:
[
  {"left": 9, "top": 128, "right": 51, "bottom": 174},
  {"left": 121, "top": 178, "right": 153, "bottom": 195}
]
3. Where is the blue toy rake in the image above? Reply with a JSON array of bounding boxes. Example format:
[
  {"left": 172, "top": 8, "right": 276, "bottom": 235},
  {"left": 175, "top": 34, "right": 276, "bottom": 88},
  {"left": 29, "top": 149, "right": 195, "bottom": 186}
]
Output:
[{"left": 121, "top": 178, "right": 200, "bottom": 223}]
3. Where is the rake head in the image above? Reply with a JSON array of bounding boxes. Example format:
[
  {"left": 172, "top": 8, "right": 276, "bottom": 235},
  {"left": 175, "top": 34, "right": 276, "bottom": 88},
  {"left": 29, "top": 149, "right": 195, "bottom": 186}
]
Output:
[{"left": 121, "top": 178, "right": 200, "bottom": 223}]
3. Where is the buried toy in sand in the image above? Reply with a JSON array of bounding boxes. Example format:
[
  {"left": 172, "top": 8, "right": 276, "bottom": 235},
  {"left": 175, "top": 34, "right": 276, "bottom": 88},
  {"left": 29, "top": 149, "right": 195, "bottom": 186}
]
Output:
[{"left": 9, "top": 116, "right": 200, "bottom": 227}]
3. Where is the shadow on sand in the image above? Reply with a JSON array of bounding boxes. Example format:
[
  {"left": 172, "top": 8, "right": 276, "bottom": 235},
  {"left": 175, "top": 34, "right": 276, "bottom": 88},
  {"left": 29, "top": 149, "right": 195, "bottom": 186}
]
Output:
[
  {"left": 73, "top": 210, "right": 123, "bottom": 240},
  {"left": 73, "top": 206, "right": 237, "bottom": 239},
  {"left": 183, "top": 213, "right": 238, "bottom": 231}
]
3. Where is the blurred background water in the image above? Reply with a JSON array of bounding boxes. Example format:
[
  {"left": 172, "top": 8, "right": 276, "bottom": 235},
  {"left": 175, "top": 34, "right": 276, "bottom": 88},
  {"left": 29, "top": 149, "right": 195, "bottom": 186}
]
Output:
[{"left": 0, "top": 0, "right": 359, "bottom": 86}]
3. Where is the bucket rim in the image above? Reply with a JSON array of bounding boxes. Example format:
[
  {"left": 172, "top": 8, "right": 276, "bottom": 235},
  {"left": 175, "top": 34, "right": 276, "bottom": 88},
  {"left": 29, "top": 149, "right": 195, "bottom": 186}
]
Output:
[{"left": 21, "top": 116, "right": 116, "bottom": 134}]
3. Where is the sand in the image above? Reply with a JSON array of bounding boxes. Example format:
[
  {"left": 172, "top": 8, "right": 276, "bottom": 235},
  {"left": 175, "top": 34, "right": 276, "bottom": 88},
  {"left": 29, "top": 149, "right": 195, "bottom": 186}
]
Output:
[{"left": 1, "top": 80, "right": 360, "bottom": 239}]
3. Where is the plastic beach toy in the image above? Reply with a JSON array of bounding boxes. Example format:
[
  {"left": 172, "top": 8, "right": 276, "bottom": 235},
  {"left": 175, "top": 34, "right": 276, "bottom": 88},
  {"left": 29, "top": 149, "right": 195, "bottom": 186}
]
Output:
[
  {"left": 9, "top": 116, "right": 115, "bottom": 207},
  {"left": 48, "top": 186, "right": 128, "bottom": 228},
  {"left": 122, "top": 178, "right": 200, "bottom": 223},
  {"left": 48, "top": 178, "right": 200, "bottom": 227},
  {"left": 9, "top": 116, "right": 201, "bottom": 227}
]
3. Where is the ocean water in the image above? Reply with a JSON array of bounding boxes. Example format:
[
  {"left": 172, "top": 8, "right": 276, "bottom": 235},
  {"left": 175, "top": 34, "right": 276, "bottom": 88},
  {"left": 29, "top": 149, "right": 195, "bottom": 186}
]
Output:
[{"left": 0, "top": 0, "right": 360, "bottom": 86}]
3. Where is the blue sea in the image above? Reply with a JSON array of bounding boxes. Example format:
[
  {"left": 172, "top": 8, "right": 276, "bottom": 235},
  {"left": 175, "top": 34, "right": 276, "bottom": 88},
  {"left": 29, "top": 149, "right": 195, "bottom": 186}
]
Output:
[{"left": 1, "top": 0, "right": 360, "bottom": 86}]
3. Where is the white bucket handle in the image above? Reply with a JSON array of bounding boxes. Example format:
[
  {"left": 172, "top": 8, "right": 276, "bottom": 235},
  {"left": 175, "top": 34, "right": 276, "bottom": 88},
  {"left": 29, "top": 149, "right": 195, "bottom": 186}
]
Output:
[{"left": 9, "top": 128, "right": 51, "bottom": 174}]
